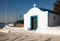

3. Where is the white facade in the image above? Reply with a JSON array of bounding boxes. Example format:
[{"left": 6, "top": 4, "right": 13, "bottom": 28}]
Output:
[
  {"left": 23, "top": 4, "right": 60, "bottom": 31},
  {"left": 24, "top": 4, "right": 48, "bottom": 30}
]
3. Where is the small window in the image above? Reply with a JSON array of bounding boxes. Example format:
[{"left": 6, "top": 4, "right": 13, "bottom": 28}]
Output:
[{"left": 54, "top": 16, "right": 55, "bottom": 21}]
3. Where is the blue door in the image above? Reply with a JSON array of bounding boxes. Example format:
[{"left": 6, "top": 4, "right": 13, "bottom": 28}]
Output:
[{"left": 30, "top": 16, "right": 38, "bottom": 30}]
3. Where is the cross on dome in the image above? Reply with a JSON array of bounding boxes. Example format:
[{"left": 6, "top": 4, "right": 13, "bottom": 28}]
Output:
[{"left": 33, "top": 3, "right": 36, "bottom": 8}]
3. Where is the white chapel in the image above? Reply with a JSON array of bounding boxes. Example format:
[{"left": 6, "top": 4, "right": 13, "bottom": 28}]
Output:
[{"left": 23, "top": 4, "right": 60, "bottom": 31}]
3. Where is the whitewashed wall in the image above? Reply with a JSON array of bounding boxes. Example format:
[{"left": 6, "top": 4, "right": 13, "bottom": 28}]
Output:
[
  {"left": 57, "top": 15, "right": 60, "bottom": 25},
  {"left": 24, "top": 7, "right": 48, "bottom": 30},
  {"left": 48, "top": 13, "right": 60, "bottom": 26}
]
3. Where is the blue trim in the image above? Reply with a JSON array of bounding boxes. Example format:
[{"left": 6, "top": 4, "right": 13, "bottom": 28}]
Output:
[
  {"left": 30, "top": 16, "right": 32, "bottom": 30},
  {"left": 48, "top": 13, "right": 49, "bottom": 26},
  {"left": 30, "top": 15, "right": 38, "bottom": 30},
  {"left": 39, "top": 8, "right": 58, "bottom": 15}
]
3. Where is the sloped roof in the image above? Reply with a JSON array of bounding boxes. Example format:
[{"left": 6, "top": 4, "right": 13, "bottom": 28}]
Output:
[{"left": 39, "top": 8, "right": 57, "bottom": 14}]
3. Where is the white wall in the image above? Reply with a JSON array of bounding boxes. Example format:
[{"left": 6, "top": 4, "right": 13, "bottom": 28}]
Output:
[
  {"left": 38, "top": 11, "right": 48, "bottom": 28},
  {"left": 48, "top": 13, "right": 60, "bottom": 26},
  {"left": 57, "top": 15, "right": 60, "bottom": 25},
  {"left": 24, "top": 7, "right": 48, "bottom": 30}
]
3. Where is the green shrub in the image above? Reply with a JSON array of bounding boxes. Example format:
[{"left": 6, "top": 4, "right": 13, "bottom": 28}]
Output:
[{"left": 14, "top": 20, "right": 24, "bottom": 26}]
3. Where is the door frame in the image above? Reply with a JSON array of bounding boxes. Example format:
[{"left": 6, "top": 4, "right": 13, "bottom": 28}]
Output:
[{"left": 30, "top": 15, "right": 38, "bottom": 30}]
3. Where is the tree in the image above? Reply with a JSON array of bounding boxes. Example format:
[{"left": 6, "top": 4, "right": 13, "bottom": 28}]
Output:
[{"left": 54, "top": 0, "right": 60, "bottom": 14}]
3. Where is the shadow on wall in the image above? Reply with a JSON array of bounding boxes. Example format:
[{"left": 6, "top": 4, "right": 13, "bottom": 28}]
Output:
[
  {"left": 48, "top": 22, "right": 60, "bottom": 27},
  {"left": 48, "top": 25, "right": 60, "bottom": 27}
]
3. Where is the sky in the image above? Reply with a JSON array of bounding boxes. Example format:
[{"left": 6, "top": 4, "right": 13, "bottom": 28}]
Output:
[{"left": 0, "top": 0, "right": 56, "bottom": 23}]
